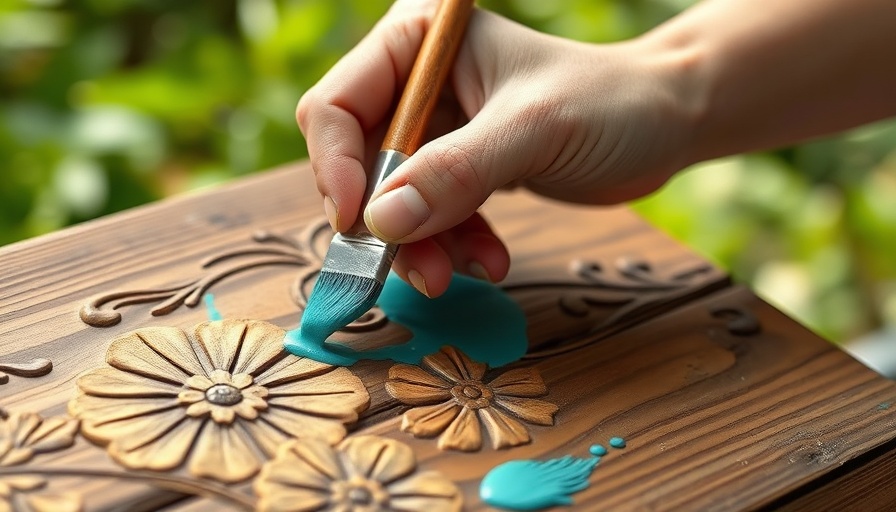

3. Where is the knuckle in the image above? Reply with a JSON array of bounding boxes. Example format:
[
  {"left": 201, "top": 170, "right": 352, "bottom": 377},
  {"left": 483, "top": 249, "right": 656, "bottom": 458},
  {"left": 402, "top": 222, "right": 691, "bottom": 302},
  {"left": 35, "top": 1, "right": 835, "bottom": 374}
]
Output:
[
  {"left": 422, "top": 144, "right": 486, "bottom": 198},
  {"left": 295, "top": 90, "right": 315, "bottom": 133}
]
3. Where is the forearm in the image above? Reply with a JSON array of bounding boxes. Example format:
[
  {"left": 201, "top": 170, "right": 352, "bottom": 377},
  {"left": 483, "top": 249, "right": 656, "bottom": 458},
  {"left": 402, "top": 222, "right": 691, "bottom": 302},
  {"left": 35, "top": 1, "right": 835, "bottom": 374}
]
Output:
[{"left": 641, "top": 0, "right": 896, "bottom": 164}]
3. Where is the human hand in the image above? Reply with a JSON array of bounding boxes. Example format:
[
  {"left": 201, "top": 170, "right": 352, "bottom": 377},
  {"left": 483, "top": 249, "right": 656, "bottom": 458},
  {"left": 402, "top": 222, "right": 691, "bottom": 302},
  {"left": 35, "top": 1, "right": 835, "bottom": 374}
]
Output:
[{"left": 297, "top": 0, "right": 697, "bottom": 297}]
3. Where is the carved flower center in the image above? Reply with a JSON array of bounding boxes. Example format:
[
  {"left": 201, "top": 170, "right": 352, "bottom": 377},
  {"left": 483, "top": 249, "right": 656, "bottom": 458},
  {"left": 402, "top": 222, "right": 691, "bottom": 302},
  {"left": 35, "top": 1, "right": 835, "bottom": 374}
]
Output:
[
  {"left": 451, "top": 382, "right": 493, "bottom": 409},
  {"left": 331, "top": 478, "right": 388, "bottom": 508},
  {"left": 205, "top": 384, "right": 243, "bottom": 406},
  {"left": 348, "top": 486, "right": 372, "bottom": 505}
]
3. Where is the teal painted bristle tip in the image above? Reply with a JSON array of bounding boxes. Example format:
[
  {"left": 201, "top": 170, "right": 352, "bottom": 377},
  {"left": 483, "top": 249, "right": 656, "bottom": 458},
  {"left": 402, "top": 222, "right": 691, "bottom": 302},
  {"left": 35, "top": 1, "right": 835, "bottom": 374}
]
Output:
[
  {"left": 609, "top": 437, "right": 626, "bottom": 449},
  {"left": 298, "top": 271, "right": 380, "bottom": 341}
]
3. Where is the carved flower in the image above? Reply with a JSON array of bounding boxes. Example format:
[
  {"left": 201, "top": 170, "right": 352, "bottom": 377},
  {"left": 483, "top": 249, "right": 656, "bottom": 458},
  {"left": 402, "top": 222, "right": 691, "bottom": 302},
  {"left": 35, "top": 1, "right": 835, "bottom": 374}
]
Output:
[
  {"left": 255, "top": 435, "right": 462, "bottom": 512},
  {"left": 69, "top": 320, "right": 370, "bottom": 483},
  {"left": 0, "top": 411, "right": 82, "bottom": 512},
  {"left": 0, "top": 412, "right": 79, "bottom": 467},
  {"left": 385, "top": 346, "right": 558, "bottom": 451}
]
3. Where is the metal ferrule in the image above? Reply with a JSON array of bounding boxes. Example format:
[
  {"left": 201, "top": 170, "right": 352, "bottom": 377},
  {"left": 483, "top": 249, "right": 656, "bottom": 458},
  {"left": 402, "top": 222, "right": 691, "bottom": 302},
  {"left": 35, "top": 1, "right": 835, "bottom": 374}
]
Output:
[{"left": 320, "top": 150, "right": 409, "bottom": 284}]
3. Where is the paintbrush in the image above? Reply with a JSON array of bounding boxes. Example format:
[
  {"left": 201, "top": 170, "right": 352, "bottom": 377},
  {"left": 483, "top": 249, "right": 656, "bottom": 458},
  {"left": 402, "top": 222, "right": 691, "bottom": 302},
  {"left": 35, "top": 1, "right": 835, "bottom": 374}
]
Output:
[{"left": 299, "top": 0, "right": 476, "bottom": 343}]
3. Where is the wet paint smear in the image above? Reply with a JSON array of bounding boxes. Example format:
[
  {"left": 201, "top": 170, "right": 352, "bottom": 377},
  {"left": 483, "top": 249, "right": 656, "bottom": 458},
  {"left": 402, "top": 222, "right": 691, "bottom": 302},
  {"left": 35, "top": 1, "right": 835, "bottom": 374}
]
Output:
[
  {"left": 204, "top": 293, "right": 223, "bottom": 321},
  {"left": 284, "top": 272, "right": 528, "bottom": 367},
  {"left": 480, "top": 437, "right": 627, "bottom": 510},
  {"left": 480, "top": 456, "right": 599, "bottom": 510}
]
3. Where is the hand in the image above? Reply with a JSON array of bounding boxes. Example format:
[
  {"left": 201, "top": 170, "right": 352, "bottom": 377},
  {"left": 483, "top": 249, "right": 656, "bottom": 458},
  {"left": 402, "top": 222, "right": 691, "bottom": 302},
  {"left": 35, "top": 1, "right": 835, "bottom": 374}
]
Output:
[{"left": 297, "top": 0, "right": 696, "bottom": 297}]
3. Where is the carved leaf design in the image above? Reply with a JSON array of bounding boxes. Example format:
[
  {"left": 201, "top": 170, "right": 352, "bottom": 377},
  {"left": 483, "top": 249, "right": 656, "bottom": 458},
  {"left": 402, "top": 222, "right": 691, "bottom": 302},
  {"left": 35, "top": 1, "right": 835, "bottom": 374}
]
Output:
[
  {"left": 386, "top": 346, "right": 558, "bottom": 452},
  {"left": 69, "top": 319, "right": 370, "bottom": 483},
  {"left": 254, "top": 435, "right": 462, "bottom": 512}
]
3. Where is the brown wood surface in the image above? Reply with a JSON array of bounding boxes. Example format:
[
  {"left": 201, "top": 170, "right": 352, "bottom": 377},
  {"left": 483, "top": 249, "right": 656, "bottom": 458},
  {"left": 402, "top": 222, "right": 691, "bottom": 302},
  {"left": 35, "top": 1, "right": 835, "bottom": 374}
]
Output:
[{"left": 0, "top": 161, "right": 893, "bottom": 511}]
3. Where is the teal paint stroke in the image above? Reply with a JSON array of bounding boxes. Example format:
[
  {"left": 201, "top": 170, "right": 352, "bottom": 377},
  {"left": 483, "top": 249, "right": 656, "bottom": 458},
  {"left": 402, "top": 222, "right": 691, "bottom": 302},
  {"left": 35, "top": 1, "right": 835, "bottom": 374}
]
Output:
[
  {"left": 480, "top": 456, "right": 599, "bottom": 510},
  {"left": 204, "top": 294, "right": 223, "bottom": 321},
  {"left": 284, "top": 272, "right": 528, "bottom": 367}
]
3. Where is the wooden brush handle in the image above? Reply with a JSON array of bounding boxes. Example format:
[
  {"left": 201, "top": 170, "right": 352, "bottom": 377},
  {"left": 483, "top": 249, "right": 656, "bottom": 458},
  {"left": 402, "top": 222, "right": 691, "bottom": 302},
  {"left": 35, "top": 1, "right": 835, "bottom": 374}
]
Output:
[{"left": 381, "top": 0, "right": 475, "bottom": 155}]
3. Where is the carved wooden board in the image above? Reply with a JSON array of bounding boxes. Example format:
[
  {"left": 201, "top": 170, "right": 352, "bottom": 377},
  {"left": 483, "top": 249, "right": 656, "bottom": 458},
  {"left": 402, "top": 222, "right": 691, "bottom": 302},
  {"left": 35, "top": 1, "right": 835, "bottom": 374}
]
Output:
[{"left": 0, "top": 162, "right": 894, "bottom": 511}]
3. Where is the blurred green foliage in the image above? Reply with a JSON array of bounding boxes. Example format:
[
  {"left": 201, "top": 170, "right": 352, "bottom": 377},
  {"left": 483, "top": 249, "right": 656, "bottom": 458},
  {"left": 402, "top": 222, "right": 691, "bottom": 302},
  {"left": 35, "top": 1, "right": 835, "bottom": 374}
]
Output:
[{"left": 1, "top": 0, "right": 895, "bottom": 342}]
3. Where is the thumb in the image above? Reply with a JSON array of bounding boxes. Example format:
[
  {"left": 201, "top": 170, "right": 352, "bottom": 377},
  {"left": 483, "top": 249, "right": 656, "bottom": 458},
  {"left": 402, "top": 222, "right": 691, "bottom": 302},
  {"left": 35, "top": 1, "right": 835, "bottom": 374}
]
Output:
[{"left": 363, "top": 117, "right": 527, "bottom": 243}]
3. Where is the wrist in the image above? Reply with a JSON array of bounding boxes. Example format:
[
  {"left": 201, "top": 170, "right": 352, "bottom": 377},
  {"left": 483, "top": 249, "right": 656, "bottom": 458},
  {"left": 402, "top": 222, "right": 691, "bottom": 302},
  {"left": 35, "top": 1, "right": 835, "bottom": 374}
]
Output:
[{"left": 630, "top": 26, "right": 713, "bottom": 169}]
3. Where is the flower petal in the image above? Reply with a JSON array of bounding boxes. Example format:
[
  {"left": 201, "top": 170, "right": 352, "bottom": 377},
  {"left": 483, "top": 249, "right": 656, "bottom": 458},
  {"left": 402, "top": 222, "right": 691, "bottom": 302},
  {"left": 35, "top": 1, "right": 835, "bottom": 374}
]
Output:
[
  {"left": 277, "top": 437, "right": 344, "bottom": 481},
  {"left": 254, "top": 356, "right": 334, "bottom": 387},
  {"left": 85, "top": 406, "right": 186, "bottom": 452},
  {"left": 186, "top": 374, "right": 214, "bottom": 391},
  {"left": 266, "top": 369, "right": 368, "bottom": 420},
  {"left": 9, "top": 414, "right": 79, "bottom": 462},
  {"left": 386, "top": 365, "right": 452, "bottom": 405},
  {"left": 210, "top": 369, "right": 232, "bottom": 385},
  {"left": 387, "top": 470, "right": 463, "bottom": 512},
  {"left": 70, "top": 393, "right": 179, "bottom": 427},
  {"left": 232, "top": 373, "right": 254, "bottom": 389},
  {"left": 194, "top": 320, "right": 251, "bottom": 372},
  {"left": 109, "top": 415, "right": 203, "bottom": 471},
  {"left": 239, "top": 419, "right": 288, "bottom": 458},
  {"left": 232, "top": 401, "right": 261, "bottom": 421},
  {"left": 478, "top": 407, "right": 531, "bottom": 449},
  {"left": 424, "top": 347, "right": 486, "bottom": 384},
  {"left": 231, "top": 320, "right": 291, "bottom": 375},
  {"left": 106, "top": 328, "right": 204, "bottom": 384},
  {"left": 261, "top": 407, "right": 347, "bottom": 445},
  {"left": 340, "top": 435, "right": 416, "bottom": 484},
  {"left": 76, "top": 368, "right": 180, "bottom": 398},
  {"left": 177, "top": 390, "right": 205, "bottom": 405},
  {"left": 487, "top": 367, "right": 547, "bottom": 397},
  {"left": 210, "top": 405, "right": 236, "bottom": 424},
  {"left": 437, "top": 407, "right": 481, "bottom": 452},
  {"left": 400, "top": 402, "right": 461, "bottom": 438},
  {"left": 23, "top": 492, "right": 82, "bottom": 512},
  {"left": 185, "top": 401, "right": 212, "bottom": 419},
  {"left": 493, "top": 397, "right": 558, "bottom": 426},
  {"left": 190, "top": 422, "right": 262, "bottom": 483}
]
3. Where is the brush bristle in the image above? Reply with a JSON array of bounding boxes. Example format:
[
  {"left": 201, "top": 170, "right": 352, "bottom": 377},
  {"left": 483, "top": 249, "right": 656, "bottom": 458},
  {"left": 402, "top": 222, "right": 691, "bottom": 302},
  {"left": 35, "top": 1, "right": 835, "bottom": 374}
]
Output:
[{"left": 300, "top": 271, "right": 382, "bottom": 341}]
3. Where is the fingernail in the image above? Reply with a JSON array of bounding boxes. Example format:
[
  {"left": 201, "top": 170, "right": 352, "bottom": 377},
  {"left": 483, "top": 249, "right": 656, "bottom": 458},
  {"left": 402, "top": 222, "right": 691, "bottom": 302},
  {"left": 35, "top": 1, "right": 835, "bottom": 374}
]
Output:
[
  {"left": 407, "top": 270, "right": 429, "bottom": 297},
  {"left": 323, "top": 196, "right": 339, "bottom": 231},
  {"left": 365, "top": 185, "right": 430, "bottom": 241},
  {"left": 468, "top": 261, "right": 492, "bottom": 282}
]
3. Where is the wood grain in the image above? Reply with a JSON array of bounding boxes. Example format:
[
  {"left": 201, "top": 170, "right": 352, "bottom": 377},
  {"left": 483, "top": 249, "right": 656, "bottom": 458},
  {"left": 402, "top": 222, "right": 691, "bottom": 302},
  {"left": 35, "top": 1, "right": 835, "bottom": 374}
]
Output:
[{"left": 1, "top": 161, "right": 892, "bottom": 510}]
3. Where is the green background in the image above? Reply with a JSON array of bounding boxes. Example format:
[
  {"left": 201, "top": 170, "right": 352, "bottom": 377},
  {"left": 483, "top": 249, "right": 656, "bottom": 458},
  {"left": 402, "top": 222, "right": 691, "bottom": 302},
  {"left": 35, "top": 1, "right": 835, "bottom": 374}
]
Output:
[{"left": 2, "top": 0, "right": 895, "bottom": 343}]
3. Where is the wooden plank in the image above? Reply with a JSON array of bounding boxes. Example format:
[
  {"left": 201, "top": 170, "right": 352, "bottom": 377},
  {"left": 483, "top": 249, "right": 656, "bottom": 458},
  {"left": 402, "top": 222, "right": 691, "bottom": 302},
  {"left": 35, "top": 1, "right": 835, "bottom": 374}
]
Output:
[
  {"left": 0, "top": 162, "right": 727, "bottom": 510},
  {"left": 354, "top": 287, "right": 896, "bottom": 511}
]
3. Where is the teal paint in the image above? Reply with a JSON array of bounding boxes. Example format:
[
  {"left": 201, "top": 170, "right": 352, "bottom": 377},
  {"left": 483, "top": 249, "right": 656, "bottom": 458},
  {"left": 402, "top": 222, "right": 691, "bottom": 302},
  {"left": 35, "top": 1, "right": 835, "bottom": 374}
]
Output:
[
  {"left": 284, "top": 272, "right": 527, "bottom": 367},
  {"left": 609, "top": 437, "right": 626, "bottom": 449},
  {"left": 480, "top": 456, "right": 599, "bottom": 510},
  {"left": 204, "top": 294, "right": 223, "bottom": 321},
  {"left": 878, "top": 402, "right": 891, "bottom": 410},
  {"left": 589, "top": 444, "right": 607, "bottom": 456}
]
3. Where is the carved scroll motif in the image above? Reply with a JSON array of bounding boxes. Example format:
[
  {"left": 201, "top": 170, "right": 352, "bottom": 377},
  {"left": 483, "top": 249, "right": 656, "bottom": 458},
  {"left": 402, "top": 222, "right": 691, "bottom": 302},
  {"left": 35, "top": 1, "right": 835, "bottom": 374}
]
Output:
[
  {"left": 710, "top": 306, "right": 762, "bottom": 336},
  {"left": 0, "top": 359, "right": 52, "bottom": 385},
  {"left": 505, "top": 258, "right": 725, "bottom": 359},
  {"left": 386, "top": 346, "right": 558, "bottom": 452}
]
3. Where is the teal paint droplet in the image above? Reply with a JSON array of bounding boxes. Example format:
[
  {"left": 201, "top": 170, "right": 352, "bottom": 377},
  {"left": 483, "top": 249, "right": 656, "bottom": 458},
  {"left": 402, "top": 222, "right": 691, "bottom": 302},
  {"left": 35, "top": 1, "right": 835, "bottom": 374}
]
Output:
[
  {"left": 480, "top": 456, "right": 599, "bottom": 510},
  {"left": 878, "top": 402, "right": 891, "bottom": 410},
  {"left": 204, "top": 294, "right": 223, "bottom": 321},
  {"left": 284, "top": 273, "right": 527, "bottom": 367},
  {"left": 609, "top": 437, "right": 626, "bottom": 449},
  {"left": 589, "top": 444, "right": 607, "bottom": 456}
]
